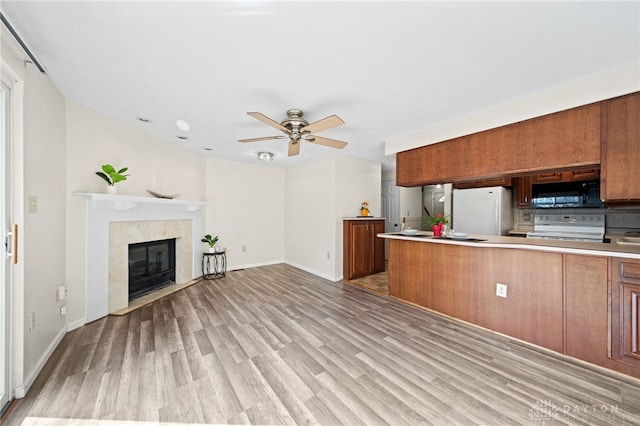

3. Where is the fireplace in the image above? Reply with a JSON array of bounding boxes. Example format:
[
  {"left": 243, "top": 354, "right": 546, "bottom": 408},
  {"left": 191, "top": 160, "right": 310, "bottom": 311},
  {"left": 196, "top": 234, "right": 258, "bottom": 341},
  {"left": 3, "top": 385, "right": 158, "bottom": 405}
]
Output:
[
  {"left": 77, "top": 192, "right": 206, "bottom": 322},
  {"left": 128, "top": 238, "right": 176, "bottom": 301}
]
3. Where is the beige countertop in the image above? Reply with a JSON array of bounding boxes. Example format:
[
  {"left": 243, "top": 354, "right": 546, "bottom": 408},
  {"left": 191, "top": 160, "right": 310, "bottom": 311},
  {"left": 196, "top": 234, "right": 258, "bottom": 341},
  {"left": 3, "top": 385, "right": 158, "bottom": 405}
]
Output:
[
  {"left": 343, "top": 217, "right": 385, "bottom": 220},
  {"left": 379, "top": 231, "right": 640, "bottom": 260}
]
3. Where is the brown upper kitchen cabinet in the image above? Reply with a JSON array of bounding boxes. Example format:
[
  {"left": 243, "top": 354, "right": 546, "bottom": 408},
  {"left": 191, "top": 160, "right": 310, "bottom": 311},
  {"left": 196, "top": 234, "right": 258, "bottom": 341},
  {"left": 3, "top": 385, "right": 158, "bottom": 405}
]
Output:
[
  {"left": 515, "top": 176, "right": 532, "bottom": 208},
  {"left": 531, "top": 168, "right": 600, "bottom": 184},
  {"left": 531, "top": 171, "right": 563, "bottom": 183},
  {"left": 453, "top": 177, "right": 513, "bottom": 189},
  {"left": 343, "top": 219, "right": 385, "bottom": 280},
  {"left": 397, "top": 102, "right": 601, "bottom": 186},
  {"left": 601, "top": 92, "right": 640, "bottom": 201}
]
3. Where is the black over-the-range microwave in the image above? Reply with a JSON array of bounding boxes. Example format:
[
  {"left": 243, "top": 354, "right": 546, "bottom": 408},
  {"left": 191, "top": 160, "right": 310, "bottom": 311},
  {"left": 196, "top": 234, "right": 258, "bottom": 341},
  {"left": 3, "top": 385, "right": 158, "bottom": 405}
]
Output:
[{"left": 531, "top": 180, "right": 603, "bottom": 208}]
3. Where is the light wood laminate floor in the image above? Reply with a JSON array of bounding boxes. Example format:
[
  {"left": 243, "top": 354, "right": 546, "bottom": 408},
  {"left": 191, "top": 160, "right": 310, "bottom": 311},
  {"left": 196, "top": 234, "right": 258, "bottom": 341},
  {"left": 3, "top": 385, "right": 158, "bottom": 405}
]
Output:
[{"left": 6, "top": 263, "right": 640, "bottom": 425}]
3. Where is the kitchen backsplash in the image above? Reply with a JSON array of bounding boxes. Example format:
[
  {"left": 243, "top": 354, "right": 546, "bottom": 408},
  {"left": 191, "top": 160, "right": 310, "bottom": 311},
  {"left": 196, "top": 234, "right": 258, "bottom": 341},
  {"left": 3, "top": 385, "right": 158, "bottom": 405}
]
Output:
[
  {"left": 513, "top": 205, "right": 640, "bottom": 235},
  {"left": 604, "top": 205, "right": 640, "bottom": 234}
]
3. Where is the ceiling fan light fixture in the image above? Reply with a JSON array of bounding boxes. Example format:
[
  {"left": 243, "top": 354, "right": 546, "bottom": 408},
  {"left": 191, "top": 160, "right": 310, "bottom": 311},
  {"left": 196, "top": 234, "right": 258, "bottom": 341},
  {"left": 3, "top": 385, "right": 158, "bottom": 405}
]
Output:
[{"left": 257, "top": 151, "right": 274, "bottom": 162}]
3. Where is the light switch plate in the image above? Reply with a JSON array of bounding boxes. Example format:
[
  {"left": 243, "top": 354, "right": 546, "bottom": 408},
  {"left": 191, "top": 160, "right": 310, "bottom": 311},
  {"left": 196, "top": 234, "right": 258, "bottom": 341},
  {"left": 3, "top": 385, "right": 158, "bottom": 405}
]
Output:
[{"left": 28, "top": 195, "right": 38, "bottom": 213}]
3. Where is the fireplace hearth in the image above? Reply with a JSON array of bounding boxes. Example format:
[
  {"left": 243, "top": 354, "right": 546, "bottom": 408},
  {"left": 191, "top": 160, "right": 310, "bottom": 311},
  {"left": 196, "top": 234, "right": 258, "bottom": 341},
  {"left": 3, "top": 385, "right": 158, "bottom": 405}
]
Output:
[{"left": 129, "top": 238, "right": 176, "bottom": 301}]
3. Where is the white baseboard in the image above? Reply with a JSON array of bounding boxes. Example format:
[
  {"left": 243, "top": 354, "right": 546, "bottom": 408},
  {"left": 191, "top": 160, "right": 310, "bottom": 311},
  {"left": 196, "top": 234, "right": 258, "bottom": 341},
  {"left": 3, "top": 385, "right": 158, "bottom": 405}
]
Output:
[
  {"left": 228, "top": 260, "right": 283, "bottom": 271},
  {"left": 66, "top": 317, "right": 86, "bottom": 332},
  {"left": 229, "top": 260, "right": 339, "bottom": 282},
  {"left": 284, "top": 261, "right": 338, "bottom": 282},
  {"left": 14, "top": 325, "right": 66, "bottom": 398}
]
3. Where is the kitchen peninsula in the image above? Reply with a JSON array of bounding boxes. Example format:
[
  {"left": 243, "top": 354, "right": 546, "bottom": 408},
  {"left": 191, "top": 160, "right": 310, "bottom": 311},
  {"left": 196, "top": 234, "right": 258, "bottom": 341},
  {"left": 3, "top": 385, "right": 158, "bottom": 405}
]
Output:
[{"left": 380, "top": 232, "right": 640, "bottom": 379}]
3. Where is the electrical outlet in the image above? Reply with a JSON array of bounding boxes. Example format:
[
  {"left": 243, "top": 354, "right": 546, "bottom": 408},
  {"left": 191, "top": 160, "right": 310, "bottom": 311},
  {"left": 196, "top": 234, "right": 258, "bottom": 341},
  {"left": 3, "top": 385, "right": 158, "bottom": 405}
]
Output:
[
  {"left": 60, "top": 305, "right": 67, "bottom": 316},
  {"left": 242, "top": 245, "right": 246, "bottom": 252},
  {"left": 496, "top": 283, "right": 507, "bottom": 298}
]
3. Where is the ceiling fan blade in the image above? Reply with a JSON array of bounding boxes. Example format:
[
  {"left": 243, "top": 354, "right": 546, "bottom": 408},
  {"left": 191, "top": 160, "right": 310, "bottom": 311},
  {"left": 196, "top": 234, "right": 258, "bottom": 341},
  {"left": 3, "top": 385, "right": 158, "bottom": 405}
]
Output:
[
  {"left": 301, "top": 115, "right": 344, "bottom": 134},
  {"left": 247, "top": 112, "right": 290, "bottom": 133},
  {"left": 288, "top": 141, "right": 300, "bottom": 156},
  {"left": 238, "top": 135, "right": 286, "bottom": 143},
  {"left": 305, "top": 135, "right": 348, "bottom": 149}
]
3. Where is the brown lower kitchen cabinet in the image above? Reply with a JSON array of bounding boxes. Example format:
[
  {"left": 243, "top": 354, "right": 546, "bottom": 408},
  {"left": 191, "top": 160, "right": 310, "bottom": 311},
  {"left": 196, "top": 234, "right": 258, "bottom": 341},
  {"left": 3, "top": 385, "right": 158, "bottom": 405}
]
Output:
[
  {"left": 611, "top": 258, "right": 640, "bottom": 368},
  {"left": 385, "top": 236, "right": 640, "bottom": 379},
  {"left": 564, "top": 254, "right": 609, "bottom": 365},
  {"left": 343, "top": 218, "right": 385, "bottom": 280}
]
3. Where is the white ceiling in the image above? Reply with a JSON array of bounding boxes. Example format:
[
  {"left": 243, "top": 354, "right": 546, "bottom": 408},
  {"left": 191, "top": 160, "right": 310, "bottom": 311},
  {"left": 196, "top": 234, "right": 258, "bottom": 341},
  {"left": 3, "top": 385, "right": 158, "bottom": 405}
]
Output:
[{"left": 1, "top": 1, "right": 638, "bottom": 171}]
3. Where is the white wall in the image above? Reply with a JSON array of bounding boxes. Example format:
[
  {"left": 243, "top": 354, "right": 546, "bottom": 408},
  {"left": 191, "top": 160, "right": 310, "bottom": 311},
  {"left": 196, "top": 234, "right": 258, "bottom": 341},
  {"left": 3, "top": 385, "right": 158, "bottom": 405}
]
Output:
[
  {"left": 22, "top": 63, "right": 67, "bottom": 389},
  {"left": 285, "top": 155, "right": 336, "bottom": 280},
  {"left": 335, "top": 155, "right": 382, "bottom": 279},
  {"left": 65, "top": 102, "right": 206, "bottom": 328},
  {"left": 204, "top": 158, "right": 285, "bottom": 270},
  {"left": 386, "top": 62, "right": 640, "bottom": 155},
  {"left": 1, "top": 28, "right": 68, "bottom": 396},
  {"left": 284, "top": 153, "right": 381, "bottom": 281}
]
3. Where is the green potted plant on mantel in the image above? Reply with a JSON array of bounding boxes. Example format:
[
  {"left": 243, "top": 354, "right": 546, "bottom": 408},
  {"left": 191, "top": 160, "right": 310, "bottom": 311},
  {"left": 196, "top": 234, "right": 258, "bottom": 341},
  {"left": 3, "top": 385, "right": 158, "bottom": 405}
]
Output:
[
  {"left": 95, "top": 164, "right": 129, "bottom": 195},
  {"left": 201, "top": 234, "right": 219, "bottom": 253}
]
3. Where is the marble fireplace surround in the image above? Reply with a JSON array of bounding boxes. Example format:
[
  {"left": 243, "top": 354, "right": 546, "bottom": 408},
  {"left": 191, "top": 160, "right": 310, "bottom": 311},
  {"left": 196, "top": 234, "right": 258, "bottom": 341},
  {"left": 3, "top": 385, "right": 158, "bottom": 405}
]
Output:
[
  {"left": 76, "top": 193, "right": 207, "bottom": 322},
  {"left": 109, "top": 220, "right": 192, "bottom": 313}
]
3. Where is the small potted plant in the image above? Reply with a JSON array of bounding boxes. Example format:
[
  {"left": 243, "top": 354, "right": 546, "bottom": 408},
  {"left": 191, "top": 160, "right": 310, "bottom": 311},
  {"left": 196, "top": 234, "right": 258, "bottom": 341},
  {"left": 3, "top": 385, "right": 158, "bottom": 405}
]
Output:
[
  {"left": 360, "top": 201, "right": 370, "bottom": 217},
  {"left": 201, "top": 234, "right": 219, "bottom": 253},
  {"left": 96, "top": 164, "right": 129, "bottom": 194},
  {"left": 428, "top": 213, "right": 449, "bottom": 237}
]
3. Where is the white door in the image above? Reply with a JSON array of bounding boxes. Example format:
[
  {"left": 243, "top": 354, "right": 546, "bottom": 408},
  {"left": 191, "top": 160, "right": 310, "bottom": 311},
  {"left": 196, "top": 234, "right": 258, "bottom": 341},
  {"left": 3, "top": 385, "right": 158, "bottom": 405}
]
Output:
[
  {"left": 381, "top": 179, "right": 400, "bottom": 260},
  {"left": 0, "top": 79, "right": 11, "bottom": 413}
]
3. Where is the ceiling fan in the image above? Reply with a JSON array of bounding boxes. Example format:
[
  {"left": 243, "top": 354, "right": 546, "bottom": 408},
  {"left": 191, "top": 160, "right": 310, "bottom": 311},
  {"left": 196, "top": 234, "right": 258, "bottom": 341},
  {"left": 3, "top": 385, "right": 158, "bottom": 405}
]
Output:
[{"left": 238, "top": 109, "right": 348, "bottom": 156}]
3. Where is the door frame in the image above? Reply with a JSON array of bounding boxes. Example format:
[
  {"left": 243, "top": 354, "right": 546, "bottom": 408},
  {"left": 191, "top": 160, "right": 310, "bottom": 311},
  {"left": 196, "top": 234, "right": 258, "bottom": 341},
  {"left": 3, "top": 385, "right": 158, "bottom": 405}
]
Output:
[
  {"left": 1, "top": 59, "right": 25, "bottom": 403},
  {"left": 381, "top": 179, "right": 401, "bottom": 260}
]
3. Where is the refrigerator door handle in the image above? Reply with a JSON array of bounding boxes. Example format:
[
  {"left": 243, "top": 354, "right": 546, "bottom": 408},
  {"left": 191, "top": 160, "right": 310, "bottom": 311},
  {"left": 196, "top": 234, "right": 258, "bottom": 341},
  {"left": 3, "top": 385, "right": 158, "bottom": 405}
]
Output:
[{"left": 494, "top": 198, "right": 500, "bottom": 235}]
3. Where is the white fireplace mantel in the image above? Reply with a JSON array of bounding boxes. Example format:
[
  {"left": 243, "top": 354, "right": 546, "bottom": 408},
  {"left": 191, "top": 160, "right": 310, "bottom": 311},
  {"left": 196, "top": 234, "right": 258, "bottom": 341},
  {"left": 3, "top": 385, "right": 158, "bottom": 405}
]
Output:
[
  {"left": 76, "top": 192, "right": 208, "bottom": 322},
  {"left": 74, "top": 192, "right": 208, "bottom": 211}
]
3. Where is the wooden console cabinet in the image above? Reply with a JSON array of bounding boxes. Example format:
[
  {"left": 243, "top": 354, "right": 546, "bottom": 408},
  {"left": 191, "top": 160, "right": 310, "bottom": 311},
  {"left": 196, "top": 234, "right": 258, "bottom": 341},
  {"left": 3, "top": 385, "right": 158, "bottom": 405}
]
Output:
[{"left": 343, "top": 219, "right": 385, "bottom": 280}]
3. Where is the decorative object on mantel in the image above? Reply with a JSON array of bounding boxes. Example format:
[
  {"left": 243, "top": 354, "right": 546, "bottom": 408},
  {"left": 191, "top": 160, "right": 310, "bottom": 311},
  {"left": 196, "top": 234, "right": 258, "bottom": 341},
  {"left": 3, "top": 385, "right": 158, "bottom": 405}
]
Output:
[
  {"left": 147, "top": 190, "right": 180, "bottom": 199},
  {"left": 428, "top": 212, "right": 449, "bottom": 237},
  {"left": 201, "top": 234, "right": 219, "bottom": 253},
  {"left": 95, "top": 164, "right": 129, "bottom": 194},
  {"left": 360, "top": 201, "right": 370, "bottom": 217}
]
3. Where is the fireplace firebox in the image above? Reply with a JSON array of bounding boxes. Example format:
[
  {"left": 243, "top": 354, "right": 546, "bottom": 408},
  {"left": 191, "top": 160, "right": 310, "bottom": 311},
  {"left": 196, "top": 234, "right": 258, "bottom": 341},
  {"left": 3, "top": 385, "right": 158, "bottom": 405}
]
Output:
[{"left": 128, "top": 238, "right": 176, "bottom": 301}]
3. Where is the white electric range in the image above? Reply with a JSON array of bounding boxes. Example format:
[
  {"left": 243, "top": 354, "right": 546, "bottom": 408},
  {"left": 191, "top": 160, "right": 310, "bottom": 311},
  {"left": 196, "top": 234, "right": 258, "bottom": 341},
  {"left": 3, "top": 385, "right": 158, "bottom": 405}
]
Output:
[{"left": 526, "top": 213, "right": 605, "bottom": 243}]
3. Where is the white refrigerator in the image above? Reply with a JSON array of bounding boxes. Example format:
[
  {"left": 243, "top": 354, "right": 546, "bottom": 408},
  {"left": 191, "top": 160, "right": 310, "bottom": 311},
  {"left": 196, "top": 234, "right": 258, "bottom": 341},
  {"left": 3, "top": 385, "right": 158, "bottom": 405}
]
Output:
[{"left": 452, "top": 186, "right": 513, "bottom": 236}]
